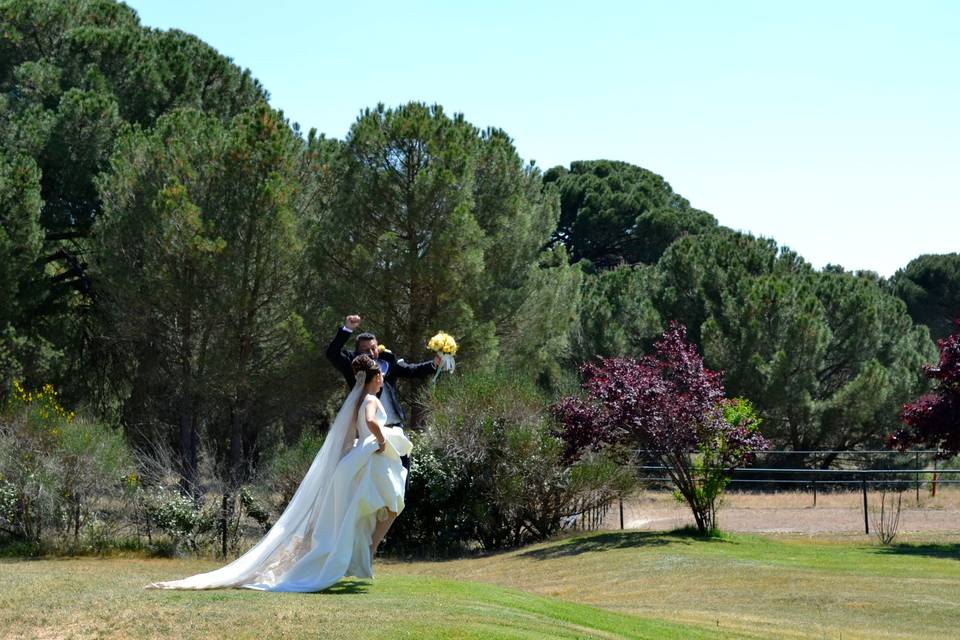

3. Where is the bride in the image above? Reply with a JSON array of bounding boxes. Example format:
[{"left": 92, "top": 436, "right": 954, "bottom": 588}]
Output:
[{"left": 146, "top": 355, "right": 411, "bottom": 592}]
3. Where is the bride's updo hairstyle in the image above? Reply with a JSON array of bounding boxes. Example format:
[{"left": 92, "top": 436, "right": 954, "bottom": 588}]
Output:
[
  {"left": 352, "top": 354, "right": 380, "bottom": 417},
  {"left": 351, "top": 354, "right": 379, "bottom": 382}
]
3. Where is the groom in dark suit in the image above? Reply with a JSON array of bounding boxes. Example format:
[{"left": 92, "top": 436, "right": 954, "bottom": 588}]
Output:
[{"left": 326, "top": 314, "right": 438, "bottom": 473}]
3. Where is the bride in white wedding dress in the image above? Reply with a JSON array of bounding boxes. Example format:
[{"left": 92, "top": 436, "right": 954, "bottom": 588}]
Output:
[{"left": 146, "top": 355, "right": 412, "bottom": 592}]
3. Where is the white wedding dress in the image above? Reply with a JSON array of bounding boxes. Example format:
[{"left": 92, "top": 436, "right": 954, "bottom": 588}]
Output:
[{"left": 146, "top": 374, "right": 411, "bottom": 592}]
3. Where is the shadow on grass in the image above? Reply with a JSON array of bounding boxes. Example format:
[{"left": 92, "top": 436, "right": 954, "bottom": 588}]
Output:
[
  {"left": 0, "top": 540, "right": 45, "bottom": 558},
  {"left": 321, "top": 579, "right": 371, "bottom": 595},
  {"left": 873, "top": 543, "right": 960, "bottom": 561},
  {"left": 519, "top": 528, "right": 729, "bottom": 560}
]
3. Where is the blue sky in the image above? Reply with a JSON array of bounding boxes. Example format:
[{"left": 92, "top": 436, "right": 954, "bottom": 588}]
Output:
[{"left": 126, "top": 0, "right": 959, "bottom": 276}]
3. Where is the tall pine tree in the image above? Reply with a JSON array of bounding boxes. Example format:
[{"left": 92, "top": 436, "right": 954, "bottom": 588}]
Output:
[{"left": 310, "top": 102, "right": 580, "bottom": 388}]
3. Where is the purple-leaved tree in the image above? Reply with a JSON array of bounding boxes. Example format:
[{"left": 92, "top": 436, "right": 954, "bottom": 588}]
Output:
[
  {"left": 553, "top": 322, "right": 769, "bottom": 533},
  {"left": 890, "top": 318, "right": 960, "bottom": 456}
]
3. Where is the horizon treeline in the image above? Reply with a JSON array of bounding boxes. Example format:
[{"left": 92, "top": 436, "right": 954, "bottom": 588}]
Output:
[{"left": 2, "top": 0, "right": 959, "bottom": 488}]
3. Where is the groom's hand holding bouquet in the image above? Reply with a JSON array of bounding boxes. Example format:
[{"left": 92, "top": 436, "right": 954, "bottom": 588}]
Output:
[{"left": 427, "top": 331, "right": 458, "bottom": 381}]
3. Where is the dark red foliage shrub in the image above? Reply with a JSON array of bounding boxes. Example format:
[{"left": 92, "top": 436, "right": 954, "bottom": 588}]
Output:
[
  {"left": 890, "top": 318, "right": 960, "bottom": 456},
  {"left": 553, "top": 322, "right": 768, "bottom": 532}
]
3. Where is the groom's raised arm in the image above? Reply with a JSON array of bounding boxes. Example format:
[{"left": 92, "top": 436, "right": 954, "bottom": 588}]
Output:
[{"left": 325, "top": 325, "right": 355, "bottom": 386}]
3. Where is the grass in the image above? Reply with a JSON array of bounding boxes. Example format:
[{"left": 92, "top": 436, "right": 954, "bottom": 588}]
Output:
[
  {"left": 393, "top": 530, "right": 960, "bottom": 639},
  {"left": 0, "top": 556, "right": 715, "bottom": 640},
  {"left": 2, "top": 531, "right": 959, "bottom": 639}
]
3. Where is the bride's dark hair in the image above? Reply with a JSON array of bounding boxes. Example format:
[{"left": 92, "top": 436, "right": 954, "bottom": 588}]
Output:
[
  {"left": 351, "top": 355, "right": 380, "bottom": 416},
  {"left": 351, "top": 354, "right": 379, "bottom": 378}
]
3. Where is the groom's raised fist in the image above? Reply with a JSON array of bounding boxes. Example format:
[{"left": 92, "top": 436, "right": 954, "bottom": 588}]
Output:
[{"left": 345, "top": 315, "right": 362, "bottom": 330}]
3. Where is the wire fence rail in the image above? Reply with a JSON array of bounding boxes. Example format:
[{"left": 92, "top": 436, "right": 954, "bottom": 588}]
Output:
[{"left": 571, "top": 449, "right": 959, "bottom": 535}]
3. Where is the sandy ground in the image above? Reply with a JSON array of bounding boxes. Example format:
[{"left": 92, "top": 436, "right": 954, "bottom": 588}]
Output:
[{"left": 604, "top": 487, "right": 960, "bottom": 535}]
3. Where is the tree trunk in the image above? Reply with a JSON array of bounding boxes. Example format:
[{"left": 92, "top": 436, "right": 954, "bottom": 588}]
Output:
[
  {"left": 179, "top": 305, "right": 198, "bottom": 498},
  {"left": 229, "top": 404, "right": 244, "bottom": 487},
  {"left": 179, "top": 391, "right": 196, "bottom": 497}
]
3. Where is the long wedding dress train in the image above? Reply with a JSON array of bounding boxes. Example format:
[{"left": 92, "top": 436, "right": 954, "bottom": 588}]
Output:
[{"left": 146, "top": 376, "right": 411, "bottom": 592}]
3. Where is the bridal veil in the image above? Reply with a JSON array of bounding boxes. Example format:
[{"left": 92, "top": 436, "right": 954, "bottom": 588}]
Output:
[{"left": 146, "top": 374, "right": 370, "bottom": 591}]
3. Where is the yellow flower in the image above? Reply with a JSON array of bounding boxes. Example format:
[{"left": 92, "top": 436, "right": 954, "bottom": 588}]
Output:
[{"left": 427, "top": 331, "right": 458, "bottom": 356}]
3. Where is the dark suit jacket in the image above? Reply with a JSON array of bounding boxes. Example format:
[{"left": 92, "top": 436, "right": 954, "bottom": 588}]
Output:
[{"left": 325, "top": 326, "right": 436, "bottom": 424}]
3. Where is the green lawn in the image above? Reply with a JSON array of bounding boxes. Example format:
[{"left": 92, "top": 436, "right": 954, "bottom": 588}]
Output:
[{"left": 1, "top": 532, "right": 958, "bottom": 639}]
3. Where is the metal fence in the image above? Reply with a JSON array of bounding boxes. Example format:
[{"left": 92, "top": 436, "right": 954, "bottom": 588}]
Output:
[
  {"left": 570, "top": 450, "right": 960, "bottom": 535},
  {"left": 564, "top": 497, "right": 612, "bottom": 532}
]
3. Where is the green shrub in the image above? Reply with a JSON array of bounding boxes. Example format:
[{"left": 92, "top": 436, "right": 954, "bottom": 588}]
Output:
[
  {"left": 393, "top": 442, "right": 474, "bottom": 554},
  {"left": 265, "top": 429, "right": 326, "bottom": 511},
  {"left": 132, "top": 469, "right": 270, "bottom": 557},
  {"left": 387, "top": 370, "right": 634, "bottom": 554},
  {"left": 0, "top": 480, "right": 15, "bottom": 526},
  {"left": 0, "top": 382, "right": 134, "bottom": 549},
  {"left": 129, "top": 439, "right": 277, "bottom": 558},
  {"left": 143, "top": 488, "right": 216, "bottom": 554}
]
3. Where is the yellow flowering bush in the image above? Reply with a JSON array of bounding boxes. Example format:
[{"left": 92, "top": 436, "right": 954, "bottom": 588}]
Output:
[
  {"left": 9, "top": 380, "right": 75, "bottom": 439},
  {"left": 1, "top": 381, "right": 132, "bottom": 549}
]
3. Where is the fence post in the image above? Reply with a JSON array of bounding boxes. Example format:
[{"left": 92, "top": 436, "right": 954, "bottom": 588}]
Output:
[
  {"left": 861, "top": 476, "right": 869, "bottom": 535},
  {"left": 619, "top": 496, "right": 624, "bottom": 530},
  {"left": 220, "top": 493, "right": 229, "bottom": 559},
  {"left": 932, "top": 458, "right": 938, "bottom": 497},
  {"left": 811, "top": 478, "right": 817, "bottom": 507},
  {"left": 915, "top": 451, "right": 920, "bottom": 505}
]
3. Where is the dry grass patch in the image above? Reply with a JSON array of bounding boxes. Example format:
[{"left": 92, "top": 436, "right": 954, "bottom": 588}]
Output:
[{"left": 610, "top": 488, "right": 960, "bottom": 534}]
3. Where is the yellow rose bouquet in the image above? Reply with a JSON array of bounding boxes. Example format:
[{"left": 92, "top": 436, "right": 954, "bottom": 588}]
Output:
[{"left": 427, "top": 331, "right": 458, "bottom": 380}]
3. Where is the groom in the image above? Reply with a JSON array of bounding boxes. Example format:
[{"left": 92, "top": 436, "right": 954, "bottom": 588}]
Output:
[{"left": 326, "top": 314, "right": 439, "bottom": 472}]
